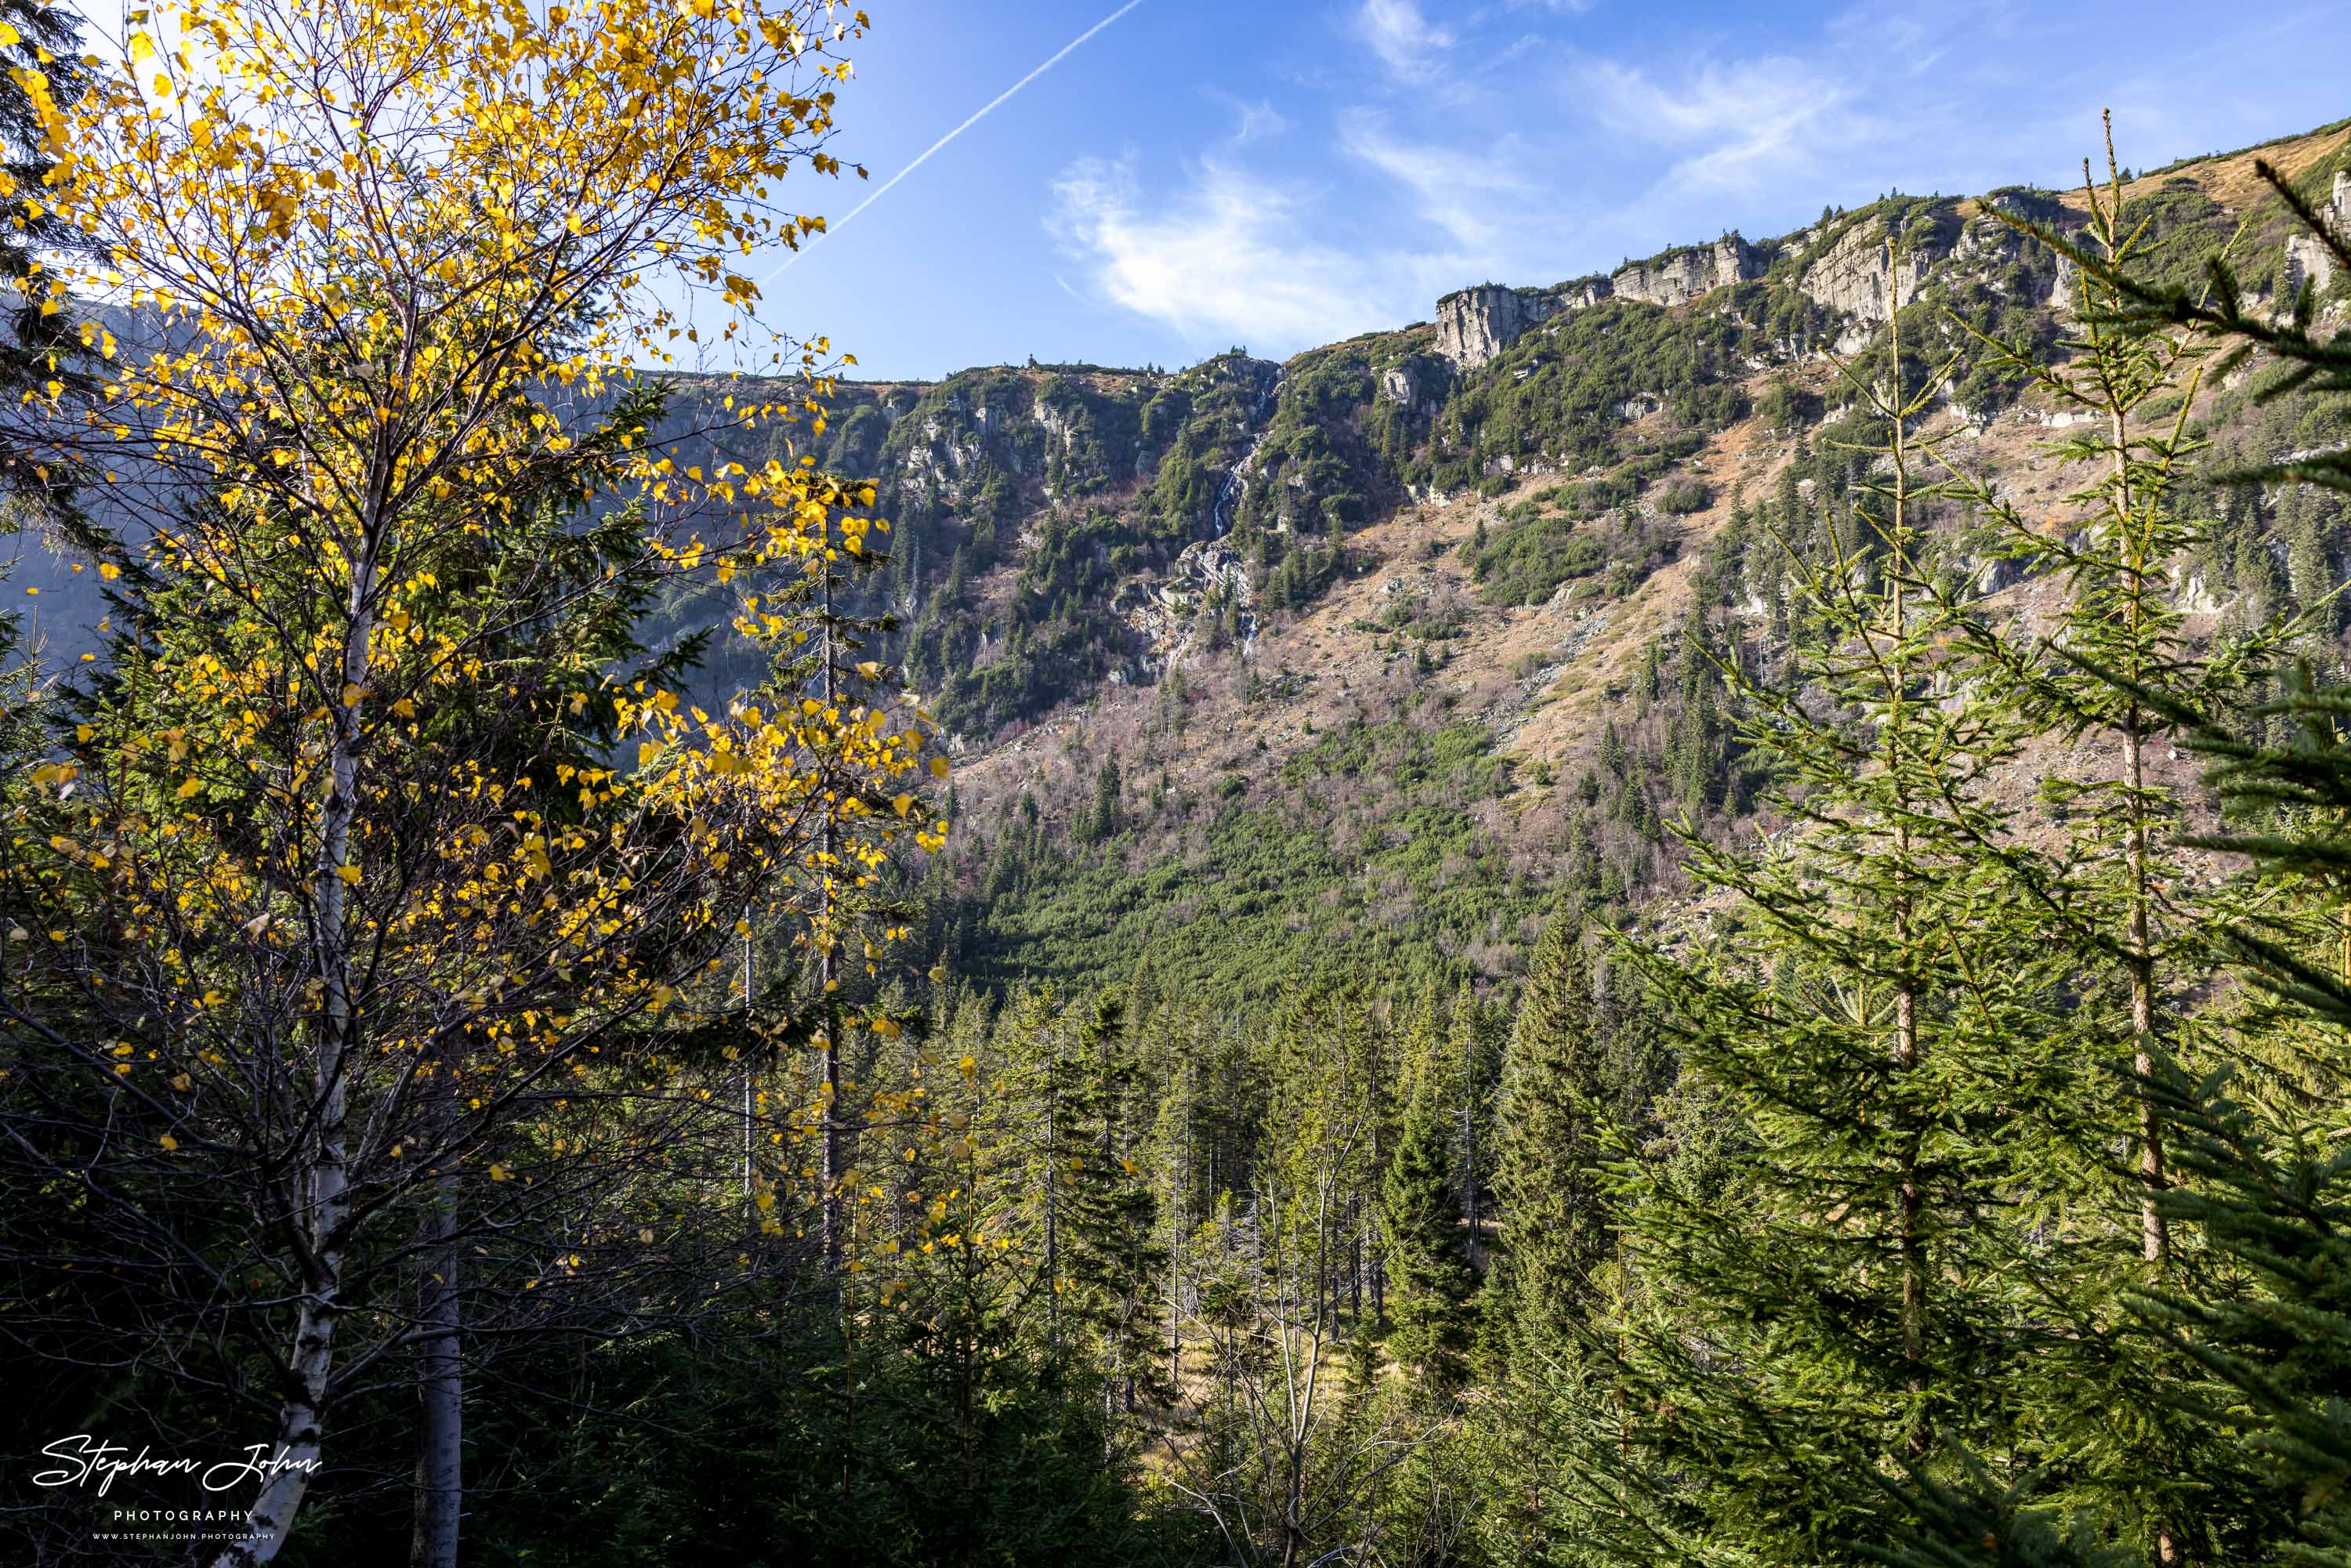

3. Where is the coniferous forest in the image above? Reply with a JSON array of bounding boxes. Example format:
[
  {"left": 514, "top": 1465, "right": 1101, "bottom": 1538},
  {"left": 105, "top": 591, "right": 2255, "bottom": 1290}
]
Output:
[{"left": 5, "top": 2, "right": 2351, "bottom": 1566}]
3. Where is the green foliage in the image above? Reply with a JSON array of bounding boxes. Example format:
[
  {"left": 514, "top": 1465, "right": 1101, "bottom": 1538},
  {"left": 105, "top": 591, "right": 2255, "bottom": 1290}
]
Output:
[
  {"left": 37, "top": 96, "right": 2351, "bottom": 1568},
  {"left": 1421, "top": 300, "right": 1751, "bottom": 494},
  {"left": 1461, "top": 506, "right": 1678, "bottom": 609},
  {"left": 947, "top": 720, "right": 1537, "bottom": 1006},
  {"left": 1232, "top": 342, "right": 1391, "bottom": 541},
  {"left": 1578, "top": 302, "right": 2121, "bottom": 1568},
  {"left": 1491, "top": 914, "right": 1610, "bottom": 1350},
  {"left": 437, "top": 1308, "right": 1183, "bottom": 1568},
  {"left": 1655, "top": 475, "right": 1712, "bottom": 514},
  {"left": 1380, "top": 1066, "right": 1476, "bottom": 1392}
]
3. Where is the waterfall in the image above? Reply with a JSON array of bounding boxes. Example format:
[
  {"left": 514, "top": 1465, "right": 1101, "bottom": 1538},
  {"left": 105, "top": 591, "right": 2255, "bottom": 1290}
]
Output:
[{"left": 1209, "top": 367, "right": 1284, "bottom": 539}]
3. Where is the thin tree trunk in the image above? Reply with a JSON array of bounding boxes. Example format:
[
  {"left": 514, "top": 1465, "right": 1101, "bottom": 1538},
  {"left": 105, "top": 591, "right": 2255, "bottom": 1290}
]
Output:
[
  {"left": 2094, "top": 151, "right": 2177, "bottom": 1559},
  {"left": 2107, "top": 387, "right": 2169, "bottom": 1272},
  {"left": 409, "top": 1161, "right": 462, "bottom": 1568},
  {"left": 2126, "top": 718, "right": 2167, "bottom": 1266},
  {"left": 1462, "top": 1095, "right": 1480, "bottom": 1270},
  {"left": 1045, "top": 1021, "right": 1061, "bottom": 1367},
  {"left": 741, "top": 910, "right": 755, "bottom": 1210},
  {"left": 819, "top": 574, "right": 846, "bottom": 1276},
  {"left": 1883, "top": 259, "right": 1927, "bottom": 1450},
  {"left": 1172, "top": 1101, "right": 1186, "bottom": 1393},
  {"left": 219, "top": 493, "right": 385, "bottom": 1566}
]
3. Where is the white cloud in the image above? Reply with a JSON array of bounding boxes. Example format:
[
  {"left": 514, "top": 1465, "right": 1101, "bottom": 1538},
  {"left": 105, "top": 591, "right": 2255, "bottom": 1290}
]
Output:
[
  {"left": 1049, "top": 155, "right": 1451, "bottom": 350},
  {"left": 1043, "top": 0, "right": 2307, "bottom": 365},
  {"left": 1205, "top": 92, "right": 1290, "bottom": 144},
  {"left": 1572, "top": 54, "right": 1871, "bottom": 189},
  {"left": 1357, "top": 0, "right": 1453, "bottom": 78},
  {"left": 1338, "top": 111, "right": 1534, "bottom": 252}
]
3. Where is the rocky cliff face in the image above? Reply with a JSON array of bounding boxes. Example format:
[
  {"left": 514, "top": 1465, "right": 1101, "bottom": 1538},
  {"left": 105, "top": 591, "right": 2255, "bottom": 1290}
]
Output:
[
  {"left": 1110, "top": 538, "right": 1257, "bottom": 672},
  {"left": 1611, "top": 236, "right": 1765, "bottom": 309},
  {"left": 813, "top": 121, "right": 2349, "bottom": 751},
  {"left": 1954, "top": 193, "right": 2074, "bottom": 309},
  {"left": 1434, "top": 278, "right": 1613, "bottom": 368},
  {"left": 2284, "top": 169, "right": 2351, "bottom": 296},
  {"left": 1437, "top": 238, "right": 1780, "bottom": 366},
  {"left": 1434, "top": 285, "right": 1556, "bottom": 368},
  {"left": 1796, "top": 210, "right": 1951, "bottom": 331},
  {"left": 874, "top": 364, "right": 1208, "bottom": 523}
]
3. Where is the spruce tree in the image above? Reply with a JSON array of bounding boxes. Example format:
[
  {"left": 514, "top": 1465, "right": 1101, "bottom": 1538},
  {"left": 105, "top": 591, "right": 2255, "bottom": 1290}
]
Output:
[
  {"left": 1878, "top": 150, "right": 2351, "bottom": 1568},
  {"left": 1089, "top": 757, "right": 1123, "bottom": 843},
  {"left": 1382, "top": 1070, "right": 1476, "bottom": 1396},
  {"left": 1947, "top": 128, "right": 2295, "bottom": 1560},
  {"left": 1581, "top": 261, "right": 2078, "bottom": 1565},
  {"left": 1060, "top": 993, "right": 1172, "bottom": 1414},
  {"left": 1494, "top": 913, "right": 1610, "bottom": 1353}
]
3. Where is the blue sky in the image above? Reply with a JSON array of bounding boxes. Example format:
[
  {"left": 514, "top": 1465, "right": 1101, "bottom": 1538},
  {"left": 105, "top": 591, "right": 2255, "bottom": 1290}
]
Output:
[{"left": 754, "top": 0, "right": 2351, "bottom": 382}]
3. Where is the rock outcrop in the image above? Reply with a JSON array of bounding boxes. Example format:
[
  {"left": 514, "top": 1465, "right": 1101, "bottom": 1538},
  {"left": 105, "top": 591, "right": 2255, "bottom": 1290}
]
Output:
[
  {"left": 1114, "top": 540, "right": 1258, "bottom": 668},
  {"left": 1377, "top": 352, "right": 1453, "bottom": 414},
  {"left": 1798, "top": 211, "right": 1952, "bottom": 331},
  {"left": 1556, "top": 277, "right": 1612, "bottom": 313},
  {"left": 1433, "top": 278, "right": 1611, "bottom": 368},
  {"left": 1435, "top": 285, "right": 1559, "bottom": 368},
  {"left": 2284, "top": 170, "right": 2351, "bottom": 298},
  {"left": 1934, "top": 195, "right": 2081, "bottom": 318},
  {"left": 1610, "top": 236, "right": 1763, "bottom": 309}
]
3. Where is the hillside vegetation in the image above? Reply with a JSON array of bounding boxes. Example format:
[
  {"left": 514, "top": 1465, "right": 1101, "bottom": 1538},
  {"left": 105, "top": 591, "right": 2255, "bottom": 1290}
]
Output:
[
  {"left": 10, "top": 15, "right": 2351, "bottom": 1563},
  {"left": 841, "top": 121, "right": 2351, "bottom": 1005}
]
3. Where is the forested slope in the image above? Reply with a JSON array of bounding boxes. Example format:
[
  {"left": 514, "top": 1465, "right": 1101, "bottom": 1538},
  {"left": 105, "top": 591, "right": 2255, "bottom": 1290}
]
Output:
[{"left": 833, "top": 119, "right": 2351, "bottom": 1004}]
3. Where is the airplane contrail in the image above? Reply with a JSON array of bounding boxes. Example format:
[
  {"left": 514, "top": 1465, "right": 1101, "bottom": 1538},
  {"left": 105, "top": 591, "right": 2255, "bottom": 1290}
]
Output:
[{"left": 763, "top": 0, "right": 1147, "bottom": 284}]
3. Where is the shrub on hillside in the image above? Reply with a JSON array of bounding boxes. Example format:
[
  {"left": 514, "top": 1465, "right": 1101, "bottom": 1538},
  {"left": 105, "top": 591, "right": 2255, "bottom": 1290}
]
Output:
[{"left": 1658, "top": 476, "right": 1713, "bottom": 514}]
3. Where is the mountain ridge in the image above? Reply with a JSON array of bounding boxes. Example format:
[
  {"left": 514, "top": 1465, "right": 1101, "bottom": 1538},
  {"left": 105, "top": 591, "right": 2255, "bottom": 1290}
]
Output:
[{"left": 846, "top": 116, "right": 2351, "bottom": 1001}]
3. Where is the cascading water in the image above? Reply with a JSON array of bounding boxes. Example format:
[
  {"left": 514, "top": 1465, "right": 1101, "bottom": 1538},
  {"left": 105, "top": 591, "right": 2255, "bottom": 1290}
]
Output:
[
  {"left": 1209, "top": 366, "right": 1284, "bottom": 539},
  {"left": 1190, "top": 365, "right": 1283, "bottom": 664}
]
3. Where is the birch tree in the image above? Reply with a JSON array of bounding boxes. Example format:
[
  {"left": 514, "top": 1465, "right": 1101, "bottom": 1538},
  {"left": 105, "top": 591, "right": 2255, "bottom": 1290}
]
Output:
[{"left": 0, "top": 2, "right": 947, "bottom": 1562}]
